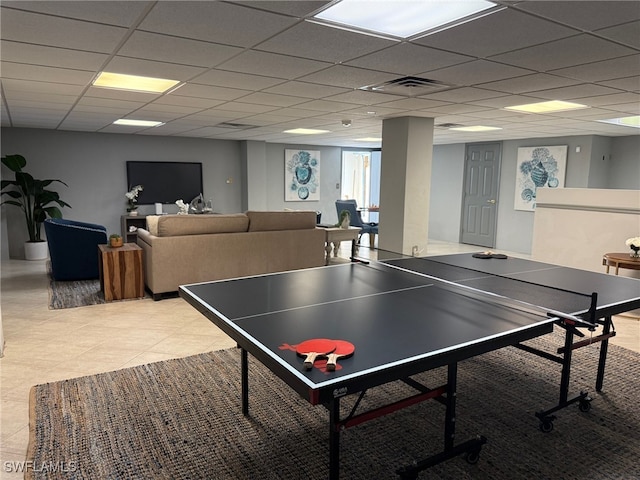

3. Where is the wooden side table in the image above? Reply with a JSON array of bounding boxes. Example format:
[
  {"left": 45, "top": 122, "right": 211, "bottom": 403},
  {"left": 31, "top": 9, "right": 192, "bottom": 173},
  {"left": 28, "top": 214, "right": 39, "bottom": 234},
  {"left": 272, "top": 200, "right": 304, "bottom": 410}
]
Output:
[
  {"left": 323, "top": 227, "right": 360, "bottom": 265},
  {"left": 602, "top": 252, "right": 640, "bottom": 275},
  {"left": 98, "top": 243, "right": 144, "bottom": 301}
]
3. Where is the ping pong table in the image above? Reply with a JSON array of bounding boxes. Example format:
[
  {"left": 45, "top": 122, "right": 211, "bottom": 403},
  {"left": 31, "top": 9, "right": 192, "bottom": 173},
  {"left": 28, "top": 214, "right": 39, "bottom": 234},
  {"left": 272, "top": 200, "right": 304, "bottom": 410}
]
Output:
[{"left": 180, "top": 252, "right": 640, "bottom": 479}]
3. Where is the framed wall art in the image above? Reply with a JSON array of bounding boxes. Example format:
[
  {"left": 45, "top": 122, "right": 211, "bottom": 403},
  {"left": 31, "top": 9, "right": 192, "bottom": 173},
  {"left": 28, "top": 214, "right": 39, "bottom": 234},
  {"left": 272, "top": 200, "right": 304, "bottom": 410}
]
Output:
[
  {"left": 514, "top": 145, "right": 567, "bottom": 211},
  {"left": 285, "top": 149, "right": 320, "bottom": 201}
]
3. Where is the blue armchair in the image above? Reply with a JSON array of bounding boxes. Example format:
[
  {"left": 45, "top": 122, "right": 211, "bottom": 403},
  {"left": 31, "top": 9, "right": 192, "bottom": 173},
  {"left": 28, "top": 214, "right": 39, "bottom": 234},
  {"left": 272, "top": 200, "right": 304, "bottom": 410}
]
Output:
[
  {"left": 335, "top": 199, "right": 378, "bottom": 248},
  {"left": 44, "top": 218, "right": 108, "bottom": 281}
]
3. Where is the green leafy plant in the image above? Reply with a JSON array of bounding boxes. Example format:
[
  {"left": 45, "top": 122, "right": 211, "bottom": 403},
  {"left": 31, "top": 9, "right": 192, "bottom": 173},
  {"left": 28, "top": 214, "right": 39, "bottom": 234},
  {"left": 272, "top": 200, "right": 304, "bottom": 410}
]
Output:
[
  {"left": 109, "top": 234, "right": 122, "bottom": 240},
  {"left": 1, "top": 154, "right": 71, "bottom": 242},
  {"left": 335, "top": 209, "right": 351, "bottom": 228}
]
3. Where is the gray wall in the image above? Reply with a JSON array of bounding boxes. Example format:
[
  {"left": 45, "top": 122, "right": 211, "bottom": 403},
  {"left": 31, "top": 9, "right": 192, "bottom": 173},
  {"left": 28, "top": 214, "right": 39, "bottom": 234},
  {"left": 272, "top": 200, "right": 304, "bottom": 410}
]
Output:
[
  {"left": 2, "top": 127, "right": 638, "bottom": 260},
  {"left": 1, "top": 127, "right": 242, "bottom": 259},
  {"left": 429, "top": 134, "right": 639, "bottom": 254}
]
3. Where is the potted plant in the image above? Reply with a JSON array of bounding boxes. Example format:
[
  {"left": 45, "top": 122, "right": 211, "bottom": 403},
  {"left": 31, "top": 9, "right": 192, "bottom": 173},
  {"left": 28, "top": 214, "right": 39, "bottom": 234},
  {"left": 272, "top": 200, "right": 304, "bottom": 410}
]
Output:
[
  {"left": 1, "top": 154, "right": 71, "bottom": 260},
  {"left": 109, "top": 234, "right": 123, "bottom": 248},
  {"left": 126, "top": 184, "right": 143, "bottom": 216},
  {"left": 336, "top": 210, "right": 351, "bottom": 229}
]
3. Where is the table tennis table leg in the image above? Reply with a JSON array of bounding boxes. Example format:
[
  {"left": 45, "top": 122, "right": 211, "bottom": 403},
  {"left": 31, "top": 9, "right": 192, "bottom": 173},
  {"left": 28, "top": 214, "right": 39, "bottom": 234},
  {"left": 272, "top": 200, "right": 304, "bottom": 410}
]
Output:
[
  {"left": 596, "top": 316, "right": 612, "bottom": 392},
  {"left": 396, "top": 363, "right": 487, "bottom": 479},
  {"left": 241, "top": 348, "right": 249, "bottom": 416},
  {"left": 328, "top": 397, "right": 341, "bottom": 480}
]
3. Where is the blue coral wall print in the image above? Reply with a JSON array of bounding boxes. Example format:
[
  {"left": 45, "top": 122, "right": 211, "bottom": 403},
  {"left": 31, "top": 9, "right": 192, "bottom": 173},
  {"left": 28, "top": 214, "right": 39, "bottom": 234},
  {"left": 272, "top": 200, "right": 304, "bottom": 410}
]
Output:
[
  {"left": 514, "top": 146, "right": 567, "bottom": 211},
  {"left": 285, "top": 149, "right": 320, "bottom": 201}
]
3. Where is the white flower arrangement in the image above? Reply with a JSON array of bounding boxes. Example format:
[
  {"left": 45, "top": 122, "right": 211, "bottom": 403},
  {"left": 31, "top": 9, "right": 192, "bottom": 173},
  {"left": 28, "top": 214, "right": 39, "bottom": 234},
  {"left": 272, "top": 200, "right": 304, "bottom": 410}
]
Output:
[
  {"left": 125, "top": 184, "right": 143, "bottom": 211},
  {"left": 625, "top": 237, "right": 640, "bottom": 249}
]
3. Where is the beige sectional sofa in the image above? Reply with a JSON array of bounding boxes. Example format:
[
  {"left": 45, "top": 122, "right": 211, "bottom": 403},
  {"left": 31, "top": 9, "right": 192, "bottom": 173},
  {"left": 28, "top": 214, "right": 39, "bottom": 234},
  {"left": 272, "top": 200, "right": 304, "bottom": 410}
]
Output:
[{"left": 136, "top": 210, "right": 325, "bottom": 299}]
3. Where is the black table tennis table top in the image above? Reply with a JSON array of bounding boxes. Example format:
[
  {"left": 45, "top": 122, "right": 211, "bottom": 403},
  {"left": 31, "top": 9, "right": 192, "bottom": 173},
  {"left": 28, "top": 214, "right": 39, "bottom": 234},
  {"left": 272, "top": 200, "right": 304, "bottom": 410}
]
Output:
[{"left": 180, "top": 253, "right": 640, "bottom": 404}]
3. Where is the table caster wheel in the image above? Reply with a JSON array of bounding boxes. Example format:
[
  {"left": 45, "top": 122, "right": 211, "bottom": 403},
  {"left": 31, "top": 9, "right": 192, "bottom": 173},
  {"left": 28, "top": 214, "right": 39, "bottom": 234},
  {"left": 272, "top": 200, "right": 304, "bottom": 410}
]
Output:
[
  {"left": 465, "top": 449, "right": 481, "bottom": 464},
  {"left": 579, "top": 399, "right": 592, "bottom": 412},
  {"left": 539, "top": 419, "right": 554, "bottom": 433}
]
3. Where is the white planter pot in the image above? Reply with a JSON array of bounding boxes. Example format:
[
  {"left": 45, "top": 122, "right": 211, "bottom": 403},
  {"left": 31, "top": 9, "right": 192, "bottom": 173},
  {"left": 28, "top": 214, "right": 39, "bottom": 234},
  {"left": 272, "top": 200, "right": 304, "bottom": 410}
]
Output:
[{"left": 25, "top": 241, "right": 48, "bottom": 261}]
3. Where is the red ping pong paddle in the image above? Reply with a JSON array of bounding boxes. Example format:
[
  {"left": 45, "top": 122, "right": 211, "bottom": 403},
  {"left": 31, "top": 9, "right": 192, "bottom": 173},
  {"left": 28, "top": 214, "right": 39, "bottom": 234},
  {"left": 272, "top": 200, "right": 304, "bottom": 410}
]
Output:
[
  {"left": 296, "top": 338, "right": 336, "bottom": 370},
  {"left": 325, "top": 340, "right": 355, "bottom": 371}
]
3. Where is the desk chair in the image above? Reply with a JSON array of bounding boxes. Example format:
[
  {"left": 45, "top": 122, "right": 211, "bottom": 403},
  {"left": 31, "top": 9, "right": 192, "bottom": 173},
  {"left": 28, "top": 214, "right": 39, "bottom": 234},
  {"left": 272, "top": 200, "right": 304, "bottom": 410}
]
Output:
[{"left": 335, "top": 199, "right": 378, "bottom": 248}]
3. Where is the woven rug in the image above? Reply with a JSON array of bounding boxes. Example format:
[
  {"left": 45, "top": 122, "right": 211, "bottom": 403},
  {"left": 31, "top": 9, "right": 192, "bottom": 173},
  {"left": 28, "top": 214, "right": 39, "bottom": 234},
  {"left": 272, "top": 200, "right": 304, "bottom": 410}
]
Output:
[
  {"left": 28, "top": 337, "right": 640, "bottom": 479},
  {"left": 48, "top": 276, "right": 106, "bottom": 309},
  {"left": 47, "top": 263, "right": 149, "bottom": 309}
]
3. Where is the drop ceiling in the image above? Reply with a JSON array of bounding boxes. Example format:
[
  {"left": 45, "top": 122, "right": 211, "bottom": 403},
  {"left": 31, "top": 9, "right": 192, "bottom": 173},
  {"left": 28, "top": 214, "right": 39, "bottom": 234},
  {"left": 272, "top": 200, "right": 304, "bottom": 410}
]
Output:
[{"left": 1, "top": 0, "right": 639, "bottom": 148}]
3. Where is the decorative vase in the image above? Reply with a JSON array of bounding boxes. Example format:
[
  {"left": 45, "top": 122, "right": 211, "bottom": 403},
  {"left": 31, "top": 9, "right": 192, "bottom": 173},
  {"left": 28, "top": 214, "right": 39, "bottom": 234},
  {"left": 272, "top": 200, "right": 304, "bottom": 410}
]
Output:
[
  {"left": 129, "top": 210, "right": 138, "bottom": 217},
  {"left": 24, "top": 241, "right": 48, "bottom": 261},
  {"left": 110, "top": 238, "right": 123, "bottom": 248},
  {"left": 631, "top": 246, "right": 640, "bottom": 258}
]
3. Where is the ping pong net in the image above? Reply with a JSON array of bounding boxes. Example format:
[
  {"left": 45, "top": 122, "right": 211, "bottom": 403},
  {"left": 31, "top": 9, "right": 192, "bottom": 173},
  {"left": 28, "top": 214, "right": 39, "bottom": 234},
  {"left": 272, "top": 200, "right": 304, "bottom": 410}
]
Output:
[{"left": 372, "top": 250, "right": 599, "bottom": 330}]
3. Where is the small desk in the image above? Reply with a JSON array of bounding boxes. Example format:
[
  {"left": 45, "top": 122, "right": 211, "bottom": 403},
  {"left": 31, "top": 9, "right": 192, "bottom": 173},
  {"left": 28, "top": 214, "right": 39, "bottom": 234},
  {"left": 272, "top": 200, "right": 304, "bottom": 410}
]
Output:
[
  {"left": 323, "top": 227, "right": 359, "bottom": 265},
  {"left": 602, "top": 252, "right": 640, "bottom": 275},
  {"left": 98, "top": 243, "right": 144, "bottom": 301}
]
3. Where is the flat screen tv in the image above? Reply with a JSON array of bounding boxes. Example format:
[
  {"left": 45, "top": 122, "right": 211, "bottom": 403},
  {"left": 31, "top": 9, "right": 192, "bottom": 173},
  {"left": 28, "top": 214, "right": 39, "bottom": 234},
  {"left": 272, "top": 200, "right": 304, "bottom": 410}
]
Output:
[{"left": 126, "top": 161, "right": 203, "bottom": 205}]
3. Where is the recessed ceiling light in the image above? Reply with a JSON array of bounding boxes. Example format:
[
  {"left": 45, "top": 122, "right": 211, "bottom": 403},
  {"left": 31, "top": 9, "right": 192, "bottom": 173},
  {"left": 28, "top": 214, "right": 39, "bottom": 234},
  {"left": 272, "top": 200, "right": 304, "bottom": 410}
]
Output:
[
  {"left": 93, "top": 72, "right": 180, "bottom": 93},
  {"left": 598, "top": 115, "right": 640, "bottom": 129},
  {"left": 114, "top": 119, "right": 165, "bottom": 127},
  {"left": 450, "top": 126, "right": 502, "bottom": 132},
  {"left": 283, "top": 128, "right": 331, "bottom": 135},
  {"left": 504, "top": 100, "right": 589, "bottom": 114},
  {"left": 313, "top": 0, "right": 497, "bottom": 38}
]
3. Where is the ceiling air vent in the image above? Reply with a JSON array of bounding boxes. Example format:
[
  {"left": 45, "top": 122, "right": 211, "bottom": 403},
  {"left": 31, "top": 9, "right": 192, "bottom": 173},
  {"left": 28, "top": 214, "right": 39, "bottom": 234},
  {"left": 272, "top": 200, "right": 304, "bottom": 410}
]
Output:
[
  {"left": 218, "top": 122, "right": 256, "bottom": 129},
  {"left": 360, "top": 76, "right": 452, "bottom": 97}
]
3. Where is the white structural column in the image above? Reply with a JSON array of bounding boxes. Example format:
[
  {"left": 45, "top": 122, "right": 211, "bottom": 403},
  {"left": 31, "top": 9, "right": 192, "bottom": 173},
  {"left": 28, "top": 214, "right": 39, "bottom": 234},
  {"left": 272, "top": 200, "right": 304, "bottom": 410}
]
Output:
[{"left": 378, "top": 117, "right": 434, "bottom": 256}]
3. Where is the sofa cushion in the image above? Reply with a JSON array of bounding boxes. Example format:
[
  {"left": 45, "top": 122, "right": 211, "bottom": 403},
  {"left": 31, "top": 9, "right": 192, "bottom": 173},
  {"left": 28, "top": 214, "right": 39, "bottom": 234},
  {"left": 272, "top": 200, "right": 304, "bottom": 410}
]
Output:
[
  {"left": 148, "top": 214, "right": 249, "bottom": 237},
  {"left": 246, "top": 210, "right": 316, "bottom": 232}
]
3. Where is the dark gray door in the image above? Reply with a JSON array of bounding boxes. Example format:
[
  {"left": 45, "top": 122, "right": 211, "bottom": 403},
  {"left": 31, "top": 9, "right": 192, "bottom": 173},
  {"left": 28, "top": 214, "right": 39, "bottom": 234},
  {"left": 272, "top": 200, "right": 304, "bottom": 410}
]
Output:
[{"left": 460, "top": 143, "right": 501, "bottom": 248}]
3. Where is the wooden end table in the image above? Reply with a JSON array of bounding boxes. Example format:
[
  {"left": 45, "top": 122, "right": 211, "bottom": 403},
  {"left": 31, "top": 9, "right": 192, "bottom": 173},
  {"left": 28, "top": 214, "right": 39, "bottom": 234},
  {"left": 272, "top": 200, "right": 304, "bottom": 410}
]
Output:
[
  {"left": 602, "top": 252, "right": 640, "bottom": 275},
  {"left": 98, "top": 243, "right": 144, "bottom": 301},
  {"left": 323, "top": 227, "right": 360, "bottom": 265}
]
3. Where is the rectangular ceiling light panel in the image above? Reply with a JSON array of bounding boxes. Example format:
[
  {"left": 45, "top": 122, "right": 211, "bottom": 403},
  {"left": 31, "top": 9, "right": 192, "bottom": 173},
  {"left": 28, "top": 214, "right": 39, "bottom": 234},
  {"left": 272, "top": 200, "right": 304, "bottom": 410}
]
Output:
[
  {"left": 94, "top": 72, "right": 180, "bottom": 93},
  {"left": 314, "top": 0, "right": 497, "bottom": 38}
]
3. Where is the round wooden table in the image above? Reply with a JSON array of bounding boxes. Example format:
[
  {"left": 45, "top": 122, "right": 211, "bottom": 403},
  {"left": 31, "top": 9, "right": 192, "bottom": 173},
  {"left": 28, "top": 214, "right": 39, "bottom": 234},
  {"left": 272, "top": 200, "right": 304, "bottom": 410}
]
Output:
[{"left": 602, "top": 252, "right": 640, "bottom": 275}]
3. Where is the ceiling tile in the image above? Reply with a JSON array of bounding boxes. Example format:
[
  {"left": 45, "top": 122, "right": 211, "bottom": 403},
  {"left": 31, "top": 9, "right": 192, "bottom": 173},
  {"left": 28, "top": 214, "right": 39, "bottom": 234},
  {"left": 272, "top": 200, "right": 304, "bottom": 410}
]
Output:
[
  {"left": 0, "top": 8, "right": 126, "bottom": 53},
  {"left": 152, "top": 95, "right": 225, "bottom": 109},
  {"left": 477, "top": 73, "right": 581, "bottom": 95},
  {"left": 217, "top": 50, "right": 330, "bottom": 79},
  {"left": 0, "top": 41, "right": 108, "bottom": 71},
  {"left": 118, "top": 31, "right": 243, "bottom": 68},
  {"left": 515, "top": 1, "right": 640, "bottom": 32},
  {"left": 84, "top": 86, "right": 160, "bottom": 102},
  {"left": 263, "top": 81, "right": 348, "bottom": 98},
  {"left": 489, "top": 34, "right": 636, "bottom": 72},
  {"left": 2, "top": 78, "right": 85, "bottom": 96},
  {"left": 415, "top": 8, "right": 577, "bottom": 57},
  {"left": 299, "top": 65, "right": 397, "bottom": 89},
  {"left": 170, "top": 83, "right": 250, "bottom": 101},
  {"left": 1, "top": 62, "right": 94, "bottom": 85},
  {"left": 550, "top": 55, "right": 640, "bottom": 83},
  {"left": 231, "top": 92, "right": 305, "bottom": 108},
  {"left": 1, "top": 1, "right": 151, "bottom": 27},
  {"left": 595, "top": 20, "right": 640, "bottom": 49},
  {"left": 531, "top": 83, "right": 624, "bottom": 101},
  {"left": 233, "top": 1, "right": 331, "bottom": 17},
  {"left": 346, "top": 43, "right": 473, "bottom": 76},
  {"left": 256, "top": 21, "right": 395, "bottom": 64},
  {"left": 422, "top": 60, "right": 533, "bottom": 86},
  {"left": 192, "top": 70, "right": 285, "bottom": 91},
  {"left": 139, "top": 1, "right": 297, "bottom": 47}
]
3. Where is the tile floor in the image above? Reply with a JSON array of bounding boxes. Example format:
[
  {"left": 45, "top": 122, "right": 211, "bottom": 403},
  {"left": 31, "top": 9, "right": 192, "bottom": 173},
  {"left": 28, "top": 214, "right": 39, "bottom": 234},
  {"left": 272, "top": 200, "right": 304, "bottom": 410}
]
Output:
[{"left": 1, "top": 241, "right": 638, "bottom": 479}]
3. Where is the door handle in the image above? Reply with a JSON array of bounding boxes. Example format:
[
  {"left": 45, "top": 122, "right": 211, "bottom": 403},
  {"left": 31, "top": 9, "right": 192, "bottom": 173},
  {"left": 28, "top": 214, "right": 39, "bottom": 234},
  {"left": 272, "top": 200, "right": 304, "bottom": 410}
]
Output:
[{"left": 487, "top": 199, "right": 496, "bottom": 204}]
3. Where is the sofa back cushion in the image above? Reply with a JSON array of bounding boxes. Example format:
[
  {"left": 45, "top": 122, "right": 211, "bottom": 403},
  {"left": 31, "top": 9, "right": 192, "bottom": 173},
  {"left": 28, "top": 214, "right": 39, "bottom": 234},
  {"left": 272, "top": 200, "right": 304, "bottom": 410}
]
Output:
[
  {"left": 246, "top": 210, "right": 316, "bottom": 232},
  {"left": 147, "top": 214, "right": 249, "bottom": 237}
]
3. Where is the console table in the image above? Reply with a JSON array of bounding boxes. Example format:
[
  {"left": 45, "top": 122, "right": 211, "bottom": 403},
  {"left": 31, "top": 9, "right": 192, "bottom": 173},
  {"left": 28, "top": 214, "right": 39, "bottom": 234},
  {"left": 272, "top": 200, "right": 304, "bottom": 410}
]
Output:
[
  {"left": 323, "top": 227, "right": 360, "bottom": 265},
  {"left": 98, "top": 243, "right": 144, "bottom": 301},
  {"left": 602, "top": 252, "right": 640, "bottom": 275}
]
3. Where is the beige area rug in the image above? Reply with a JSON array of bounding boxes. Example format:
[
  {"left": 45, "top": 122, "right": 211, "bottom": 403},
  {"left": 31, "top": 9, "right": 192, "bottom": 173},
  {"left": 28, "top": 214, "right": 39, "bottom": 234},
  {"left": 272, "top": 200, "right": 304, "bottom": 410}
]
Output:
[{"left": 28, "top": 338, "right": 640, "bottom": 479}]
